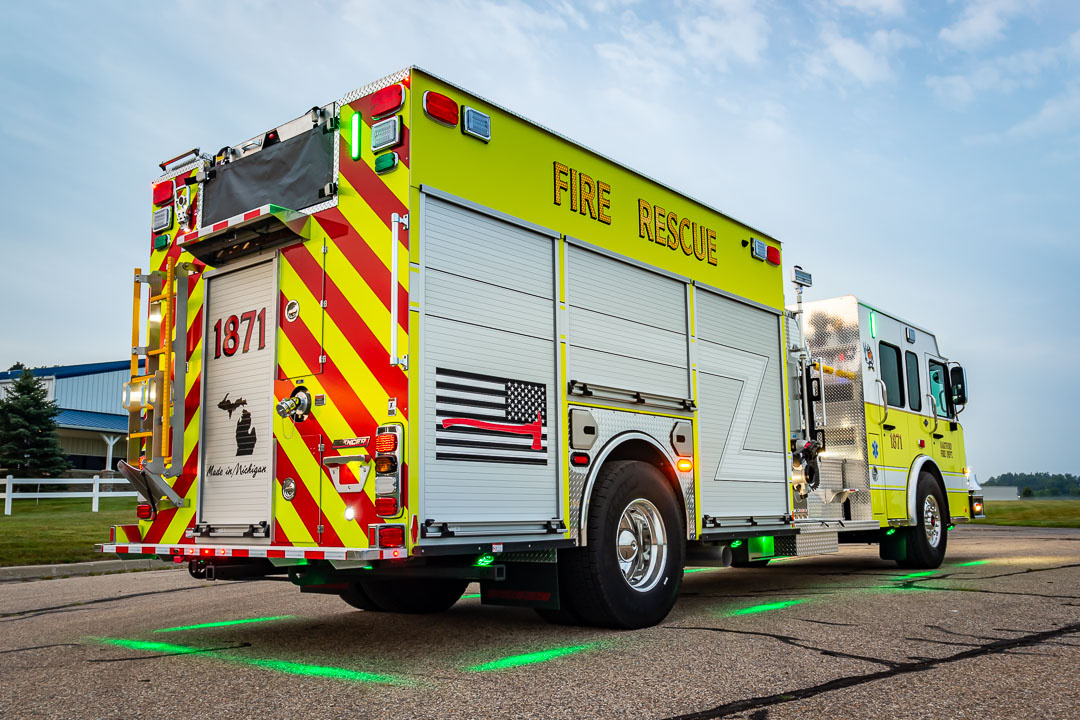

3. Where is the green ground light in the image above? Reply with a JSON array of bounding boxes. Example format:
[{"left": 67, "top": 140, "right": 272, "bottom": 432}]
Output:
[
  {"left": 684, "top": 567, "right": 717, "bottom": 574},
  {"left": 891, "top": 570, "right": 937, "bottom": 580},
  {"left": 153, "top": 615, "right": 294, "bottom": 633},
  {"left": 92, "top": 637, "right": 410, "bottom": 685},
  {"left": 467, "top": 643, "right": 599, "bottom": 672},
  {"left": 955, "top": 560, "right": 988, "bottom": 567},
  {"left": 727, "top": 599, "right": 806, "bottom": 616}
]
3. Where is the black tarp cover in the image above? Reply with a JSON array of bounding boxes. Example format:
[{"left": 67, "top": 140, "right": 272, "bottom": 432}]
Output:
[{"left": 201, "top": 126, "right": 333, "bottom": 225}]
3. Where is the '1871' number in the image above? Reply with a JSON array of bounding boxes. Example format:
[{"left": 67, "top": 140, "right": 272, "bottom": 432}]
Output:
[{"left": 213, "top": 308, "right": 266, "bottom": 359}]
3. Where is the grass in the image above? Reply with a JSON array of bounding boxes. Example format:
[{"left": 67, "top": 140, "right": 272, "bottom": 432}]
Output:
[
  {"left": 0, "top": 497, "right": 136, "bottom": 566},
  {"left": 972, "top": 499, "right": 1080, "bottom": 529}
]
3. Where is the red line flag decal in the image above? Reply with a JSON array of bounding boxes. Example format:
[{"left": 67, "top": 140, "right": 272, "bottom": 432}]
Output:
[{"left": 435, "top": 368, "right": 548, "bottom": 465}]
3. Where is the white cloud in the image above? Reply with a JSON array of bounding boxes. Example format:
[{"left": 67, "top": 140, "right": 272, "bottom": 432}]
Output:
[
  {"left": 939, "top": 0, "right": 1028, "bottom": 51},
  {"left": 676, "top": 0, "right": 770, "bottom": 69},
  {"left": 1009, "top": 81, "right": 1080, "bottom": 137},
  {"left": 834, "top": 0, "right": 905, "bottom": 17},
  {"left": 809, "top": 24, "right": 917, "bottom": 86},
  {"left": 927, "top": 35, "right": 1074, "bottom": 109}
]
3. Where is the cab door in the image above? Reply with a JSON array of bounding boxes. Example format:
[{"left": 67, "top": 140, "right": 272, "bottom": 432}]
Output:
[{"left": 926, "top": 356, "right": 966, "bottom": 517}]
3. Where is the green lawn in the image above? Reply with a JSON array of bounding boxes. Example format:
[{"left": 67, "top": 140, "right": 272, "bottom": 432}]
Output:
[
  {"left": 973, "top": 499, "right": 1080, "bottom": 528},
  {"left": 0, "top": 497, "right": 136, "bottom": 567}
]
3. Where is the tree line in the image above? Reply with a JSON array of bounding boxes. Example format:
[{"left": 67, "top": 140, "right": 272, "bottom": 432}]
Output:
[{"left": 984, "top": 472, "right": 1080, "bottom": 498}]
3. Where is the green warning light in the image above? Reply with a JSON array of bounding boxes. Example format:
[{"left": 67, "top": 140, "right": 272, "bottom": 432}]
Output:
[
  {"left": 475, "top": 553, "right": 495, "bottom": 567},
  {"left": 730, "top": 540, "right": 743, "bottom": 549},
  {"left": 885, "top": 528, "right": 897, "bottom": 536},
  {"left": 350, "top": 112, "right": 362, "bottom": 160}
]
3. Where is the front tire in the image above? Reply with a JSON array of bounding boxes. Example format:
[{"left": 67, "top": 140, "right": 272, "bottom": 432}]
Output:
[
  {"left": 898, "top": 471, "right": 948, "bottom": 568},
  {"left": 559, "top": 460, "right": 685, "bottom": 629}
]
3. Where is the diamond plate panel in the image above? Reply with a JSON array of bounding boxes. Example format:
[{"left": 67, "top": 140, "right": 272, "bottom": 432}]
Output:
[
  {"left": 803, "top": 297, "right": 872, "bottom": 521},
  {"left": 568, "top": 406, "right": 695, "bottom": 540},
  {"left": 497, "top": 549, "right": 558, "bottom": 563},
  {"left": 795, "top": 531, "right": 839, "bottom": 555},
  {"left": 340, "top": 67, "right": 413, "bottom": 105}
]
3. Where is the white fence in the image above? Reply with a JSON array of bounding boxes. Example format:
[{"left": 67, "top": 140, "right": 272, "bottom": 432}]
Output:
[{"left": 2, "top": 476, "right": 139, "bottom": 515}]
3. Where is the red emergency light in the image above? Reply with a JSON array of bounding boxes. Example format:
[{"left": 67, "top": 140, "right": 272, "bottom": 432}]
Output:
[
  {"left": 378, "top": 524, "right": 405, "bottom": 548},
  {"left": 371, "top": 84, "right": 405, "bottom": 119},
  {"left": 152, "top": 182, "right": 173, "bottom": 206},
  {"left": 423, "top": 91, "right": 459, "bottom": 127},
  {"left": 766, "top": 246, "right": 781, "bottom": 266},
  {"left": 136, "top": 503, "right": 153, "bottom": 520},
  {"left": 375, "top": 497, "right": 399, "bottom": 517}
]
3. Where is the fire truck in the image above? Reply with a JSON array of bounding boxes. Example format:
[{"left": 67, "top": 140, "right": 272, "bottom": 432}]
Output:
[{"left": 101, "top": 67, "right": 984, "bottom": 628}]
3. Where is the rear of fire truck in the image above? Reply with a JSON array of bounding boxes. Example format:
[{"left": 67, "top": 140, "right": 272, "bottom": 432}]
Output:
[{"left": 103, "top": 72, "right": 466, "bottom": 607}]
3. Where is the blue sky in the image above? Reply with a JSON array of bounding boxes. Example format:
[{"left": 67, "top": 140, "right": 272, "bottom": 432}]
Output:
[{"left": 0, "top": 0, "right": 1077, "bottom": 477}]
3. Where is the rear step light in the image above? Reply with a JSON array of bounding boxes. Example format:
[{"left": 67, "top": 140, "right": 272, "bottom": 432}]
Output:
[
  {"left": 374, "top": 434, "right": 398, "bottom": 454},
  {"left": 370, "top": 83, "right": 405, "bottom": 119},
  {"left": 378, "top": 524, "right": 405, "bottom": 548},
  {"left": 423, "top": 91, "right": 459, "bottom": 127},
  {"left": 136, "top": 503, "right": 153, "bottom": 520}
]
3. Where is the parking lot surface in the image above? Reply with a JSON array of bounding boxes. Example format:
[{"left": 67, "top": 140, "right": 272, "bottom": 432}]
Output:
[{"left": 1, "top": 525, "right": 1078, "bottom": 719}]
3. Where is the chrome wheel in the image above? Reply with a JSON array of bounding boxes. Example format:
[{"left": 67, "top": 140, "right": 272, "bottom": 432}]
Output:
[
  {"left": 616, "top": 498, "right": 668, "bottom": 593},
  {"left": 923, "top": 494, "right": 942, "bottom": 548}
]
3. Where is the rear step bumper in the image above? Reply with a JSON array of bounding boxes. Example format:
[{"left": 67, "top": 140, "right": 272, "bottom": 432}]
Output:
[{"left": 97, "top": 542, "right": 399, "bottom": 562}]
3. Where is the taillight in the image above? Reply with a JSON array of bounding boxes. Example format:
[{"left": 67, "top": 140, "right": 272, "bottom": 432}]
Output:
[
  {"left": 570, "top": 452, "right": 590, "bottom": 467},
  {"left": 423, "top": 90, "right": 459, "bottom": 127},
  {"left": 374, "top": 434, "right": 398, "bottom": 454},
  {"left": 136, "top": 503, "right": 153, "bottom": 520},
  {"left": 374, "top": 425, "right": 402, "bottom": 518},
  {"left": 378, "top": 525, "right": 405, "bottom": 548}
]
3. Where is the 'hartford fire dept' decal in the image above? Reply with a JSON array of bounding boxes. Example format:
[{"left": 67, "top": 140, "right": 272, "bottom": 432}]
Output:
[{"left": 434, "top": 367, "right": 547, "bottom": 465}]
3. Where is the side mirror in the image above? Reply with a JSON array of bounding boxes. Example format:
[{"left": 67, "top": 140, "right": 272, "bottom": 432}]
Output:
[{"left": 949, "top": 365, "right": 968, "bottom": 406}]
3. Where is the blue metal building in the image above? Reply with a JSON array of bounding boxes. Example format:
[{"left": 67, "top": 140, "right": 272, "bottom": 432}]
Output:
[{"left": 0, "top": 361, "right": 128, "bottom": 475}]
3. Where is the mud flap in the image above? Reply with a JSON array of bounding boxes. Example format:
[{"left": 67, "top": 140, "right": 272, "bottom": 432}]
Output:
[
  {"left": 879, "top": 531, "right": 907, "bottom": 561},
  {"left": 480, "top": 562, "right": 560, "bottom": 610}
]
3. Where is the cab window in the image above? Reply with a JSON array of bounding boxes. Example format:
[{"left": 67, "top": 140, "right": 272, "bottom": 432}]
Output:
[
  {"left": 905, "top": 351, "right": 922, "bottom": 412},
  {"left": 928, "top": 360, "right": 952, "bottom": 417},
  {"left": 879, "top": 342, "right": 904, "bottom": 408}
]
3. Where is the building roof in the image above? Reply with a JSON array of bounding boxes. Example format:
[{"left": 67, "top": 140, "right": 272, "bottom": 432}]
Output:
[
  {"left": 0, "top": 360, "right": 129, "bottom": 381},
  {"left": 55, "top": 409, "right": 128, "bottom": 434}
]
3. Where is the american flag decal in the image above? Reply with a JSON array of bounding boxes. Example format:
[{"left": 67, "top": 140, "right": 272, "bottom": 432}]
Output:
[{"left": 435, "top": 368, "right": 548, "bottom": 465}]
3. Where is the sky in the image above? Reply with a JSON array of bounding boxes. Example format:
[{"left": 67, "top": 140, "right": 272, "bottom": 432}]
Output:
[{"left": 0, "top": 0, "right": 1077, "bottom": 478}]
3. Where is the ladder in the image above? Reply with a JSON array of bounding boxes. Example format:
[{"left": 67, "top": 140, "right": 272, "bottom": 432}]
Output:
[{"left": 124, "top": 258, "right": 189, "bottom": 476}]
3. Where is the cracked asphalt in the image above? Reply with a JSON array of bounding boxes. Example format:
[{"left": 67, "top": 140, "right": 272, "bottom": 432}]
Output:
[{"left": 1, "top": 525, "right": 1078, "bottom": 719}]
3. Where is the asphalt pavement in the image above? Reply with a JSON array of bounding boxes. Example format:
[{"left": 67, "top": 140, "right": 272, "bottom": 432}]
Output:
[{"left": 1, "top": 525, "right": 1078, "bottom": 719}]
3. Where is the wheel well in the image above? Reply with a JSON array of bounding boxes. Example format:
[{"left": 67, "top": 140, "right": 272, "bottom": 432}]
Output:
[
  {"left": 919, "top": 460, "right": 948, "bottom": 514},
  {"left": 602, "top": 439, "right": 686, "bottom": 527}
]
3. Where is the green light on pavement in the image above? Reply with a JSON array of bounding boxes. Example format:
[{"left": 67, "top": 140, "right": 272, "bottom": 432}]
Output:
[
  {"left": 892, "top": 570, "right": 936, "bottom": 580},
  {"left": 243, "top": 657, "right": 406, "bottom": 685},
  {"left": 956, "top": 560, "right": 988, "bottom": 567},
  {"left": 467, "top": 643, "right": 599, "bottom": 672},
  {"left": 93, "top": 637, "right": 409, "bottom": 685},
  {"left": 947, "top": 524, "right": 955, "bottom": 530},
  {"left": 475, "top": 553, "right": 495, "bottom": 567},
  {"left": 684, "top": 567, "right": 714, "bottom": 574},
  {"left": 730, "top": 540, "right": 743, "bottom": 549},
  {"left": 154, "top": 615, "right": 294, "bottom": 633},
  {"left": 728, "top": 599, "right": 805, "bottom": 616}
]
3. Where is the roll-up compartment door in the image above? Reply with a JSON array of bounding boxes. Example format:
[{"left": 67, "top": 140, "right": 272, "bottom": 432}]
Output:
[
  {"left": 695, "top": 289, "right": 787, "bottom": 519},
  {"left": 420, "top": 195, "right": 558, "bottom": 530},
  {"left": 565, "top": 245, "right": 689, "bottom": 399},
  {"left": 199, "top": 259, "right": 277, "bottom": 527}
]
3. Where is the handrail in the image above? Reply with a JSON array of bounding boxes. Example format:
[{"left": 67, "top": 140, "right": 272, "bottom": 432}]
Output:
[
  {"left": 875, "top": 378, "right": 889, "bottom": 425},
  {"left": 927, "top": 393, "right": 940, "bottom": 434},
  {"left": 389, "top": 212, "right": 409, "bottom": 369}
]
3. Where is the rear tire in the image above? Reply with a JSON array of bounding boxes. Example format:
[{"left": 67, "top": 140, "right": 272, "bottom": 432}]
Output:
[
  {"left": 340, "top": 582, "right": 383, "bottom": 611},
  {"left": 559, "top": 460, "right": 685, "bottom": 629},
  {"left": 898, "top": 471, "right": 948, "bottom": 568},
  {"left": 355, "top": 578, "right": 468, "bottom": 614}
]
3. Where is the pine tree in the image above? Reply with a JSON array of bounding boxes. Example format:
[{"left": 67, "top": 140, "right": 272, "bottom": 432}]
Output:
[{"left": 0, "top": 369, "right": 70, "bottom": 477}]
